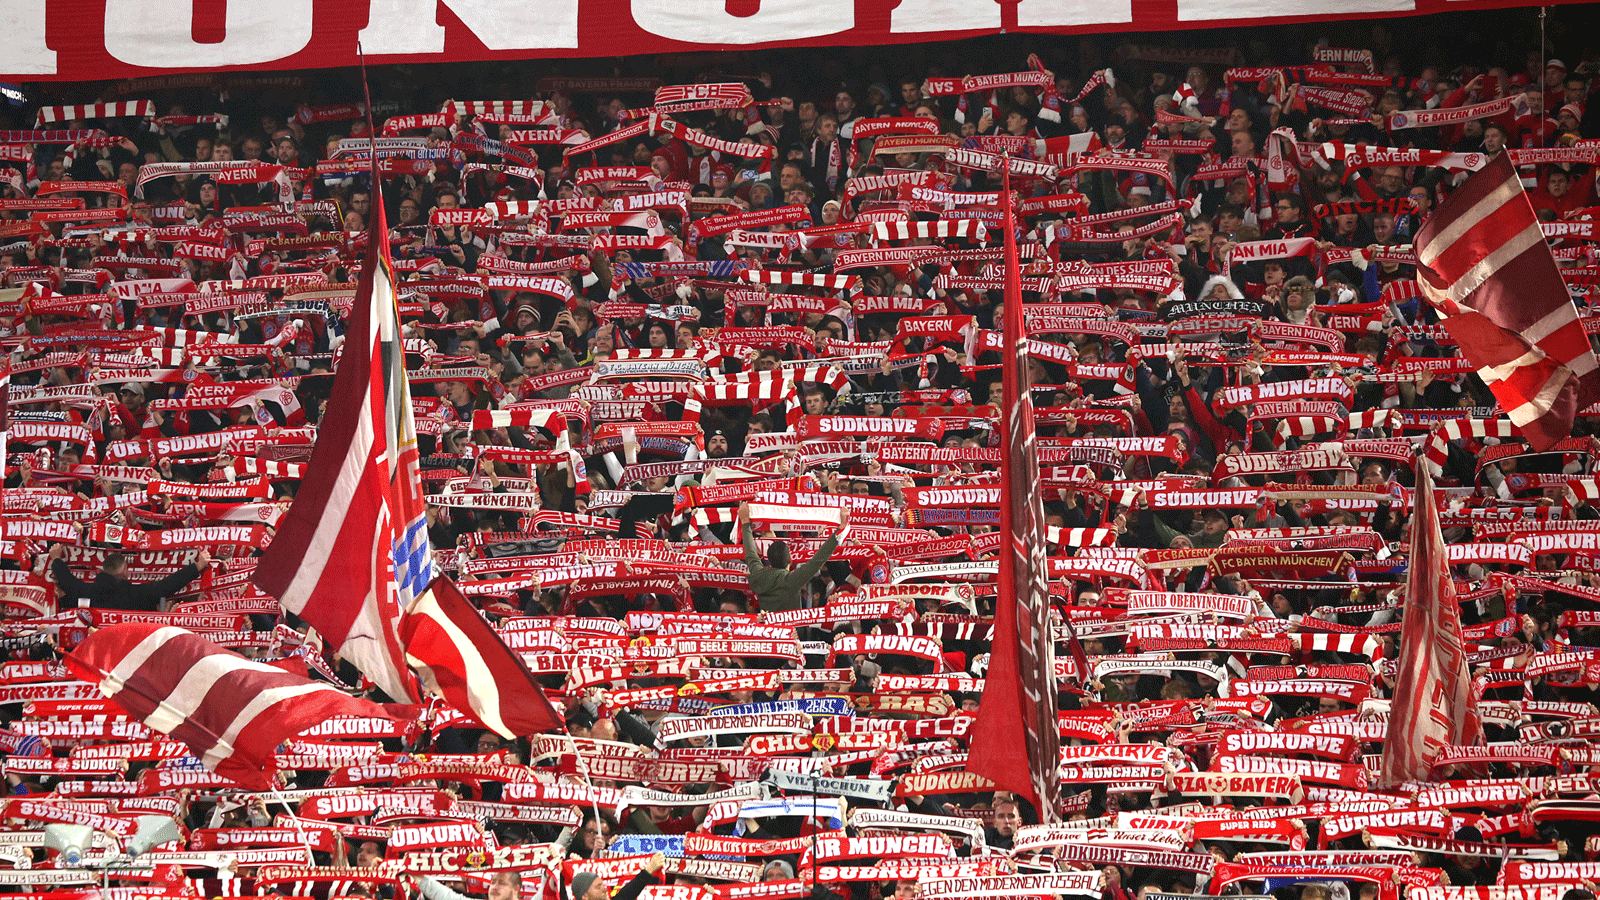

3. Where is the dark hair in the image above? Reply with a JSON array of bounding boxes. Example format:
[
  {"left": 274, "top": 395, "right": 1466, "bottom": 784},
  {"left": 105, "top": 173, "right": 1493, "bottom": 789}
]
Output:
[
  {"left": 103, "top": 552, "right": 127, "bottom": 572},
  {"left": 767, "top": 541, "right": 791, "bottom": 569}
]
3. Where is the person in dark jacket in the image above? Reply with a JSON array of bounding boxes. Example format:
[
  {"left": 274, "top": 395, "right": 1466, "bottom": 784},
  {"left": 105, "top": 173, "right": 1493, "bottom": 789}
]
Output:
[
  {"left": 48, "top": 544, "right": 208, "bottom": 612},
  {"left": 738, "top": 502, "right": 848, "bottom": 613}
]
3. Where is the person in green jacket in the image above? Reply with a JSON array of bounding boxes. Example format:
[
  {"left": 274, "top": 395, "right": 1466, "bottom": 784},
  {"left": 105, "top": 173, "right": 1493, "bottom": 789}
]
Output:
[{"left": 738, "top": 501, "right": 850, "bottom": 614}]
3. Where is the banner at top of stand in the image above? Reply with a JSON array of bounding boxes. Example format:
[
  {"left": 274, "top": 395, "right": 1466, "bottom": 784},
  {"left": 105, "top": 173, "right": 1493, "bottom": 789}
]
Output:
[{"left": 3, "top": 0, "right": 1580, "bottom": 81}]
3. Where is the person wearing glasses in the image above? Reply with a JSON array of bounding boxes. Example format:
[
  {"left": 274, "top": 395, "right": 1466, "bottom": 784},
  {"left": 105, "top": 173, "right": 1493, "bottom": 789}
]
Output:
[
  {"left": 572, "top": 814, "right": 619, "bottom": 858},
  {"left": 1265, "top": 194, "right": 1314, "bottom": 239}
]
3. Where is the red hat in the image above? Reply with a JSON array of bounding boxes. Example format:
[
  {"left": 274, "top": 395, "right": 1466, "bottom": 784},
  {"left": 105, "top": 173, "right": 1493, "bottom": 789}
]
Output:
[
  {"left": 711, "top": 164, "right": 734, "bottom": 182},
  {"left": 1561, "top": 103, "right": 1583, "bottom": 120}
]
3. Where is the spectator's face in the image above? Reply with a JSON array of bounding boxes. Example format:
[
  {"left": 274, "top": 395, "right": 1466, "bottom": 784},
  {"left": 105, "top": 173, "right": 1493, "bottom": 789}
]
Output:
[
  {"left": 580, "top": 820, "right": 612, "bottom": 851},
  {"left": 803, "top": 393, "right": 827, "bottom": 415},
  {"left": 901, "top": 82, "right": 921, "bottom": 107},
  {"left": 1408, "top": 186, "right": 1431, "bottom": 211},
  {"left": 213, "top": 143, "right": 233, "bottom": 161},
  {"left": 708, "top": 434, "right": 729, "bottom": 456},
  {"left": 1218, "top": 211, "right": 1242, "bottom": 234},
  {"left": 1225, "top": 108, "right": 1249, "bottom": 132},
  {"left": 355, "top": 842, "right": 381, "bottom": 866},
  {"left": 993, "top": 803, "right": 1023, "bottom": 835},
  {"left": 894, "top": 881, "right": 919, "bottom": 899},
  {"left": 1483, "top": 127, "right": 1506, "bottom": 152},
  {"left": 195, "top": 139, "right": 212, "bottom": 161},
  {"left": 1373, "top": 215, "right": 1395, "bottom": 243},
  {"left": 817, "top": 118, "right": 839, "bottom": 141},
  {"left": 436, "top": 193, "right": 459, "bottom": 210},
  {"left": 118, "top": 162, "right": 138, "bottom": 185},
  {"left": 651, "top": 156, "right": 671, "bottom": 179},
  {"left": 276, "top": 138, "right": 296, "bottom": 160},
  {"left": 1230, "top": 130, "right": 1255, "bottom": 158},
  {"left": 798, "top": 101, "right": 817, "bottom": 124},
  {"left": 1318, "top": 697, "right": 1343, "bottom": 714},
  {"left": 1378, "top": 167, "right": 1404, "bottom": 193},
  {"left": 488, "top": 872, "right": 519, "bottom": 900},
  {"left": 351, "top": 193, "right": 371, "bottom": 215},
  {"left": 835, "top": 92, "right": 855, "bottom": 118},
  {"left": 242, "top": 138, "right": 263, "bottom": 159},
  {"left": 1275, "top": 200, "right": 1299, "bottom": 223},
  {"left": 1566, "top": 79, "right": 1587, "bottom": 103},
  {"left": 786, "top": 188, "right": 809, "bottom": 207},
  {"left": 399, "top": 200, "right": 419, "bottom": 222},
  {"left": 1006, "top": 112, "right": 1028, "bottom": 135},
  {"left": 1549, "top": 172, "right": 1571, "bottom": 198},
  {"left": 779, "top": 165, "right": 803, "bottom": 192}
]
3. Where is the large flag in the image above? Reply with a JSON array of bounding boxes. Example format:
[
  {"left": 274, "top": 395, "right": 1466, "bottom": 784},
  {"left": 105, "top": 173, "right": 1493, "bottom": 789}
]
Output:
[
  {"left": 1415, "top": 152, "right": 1600, "bottom": 451},
  {"left": 968, "top": 163, "right": 1062, "bottom": 821},
  {"left": 1377, "top": 469, "right": 1479, "bottom": 787},
  {"left": 253, "top": 184, "right": 431, "bottom": 703},
  {"left": 66, "top": 624, "right": 393, "bottom": 788},
  {"left": 401, "top": 576, "right": 564, "bottom": 738}
]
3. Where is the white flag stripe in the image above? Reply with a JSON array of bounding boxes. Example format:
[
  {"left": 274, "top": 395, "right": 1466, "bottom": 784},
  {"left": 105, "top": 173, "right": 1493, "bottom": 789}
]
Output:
[
  {"left": 406, "top": 592, "right": 512, "bottom": 738},
  {"left": 1442, "top": 224, "right": 1543, "bottom": 306},
  {"left": 201, "top": 683, "right": 333, "bottom": 771},
  {"left": 104, "top": 626, "right": 183, "bottom": 694},
  {"left": 1416, "top": 175, "right": 1523, "bottom": 269}
]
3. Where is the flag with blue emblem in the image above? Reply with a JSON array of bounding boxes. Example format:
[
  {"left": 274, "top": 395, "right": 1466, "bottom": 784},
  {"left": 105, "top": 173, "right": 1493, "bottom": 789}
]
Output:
[{"left": 254, "top": 182, "right": 426, "bottom": 703}]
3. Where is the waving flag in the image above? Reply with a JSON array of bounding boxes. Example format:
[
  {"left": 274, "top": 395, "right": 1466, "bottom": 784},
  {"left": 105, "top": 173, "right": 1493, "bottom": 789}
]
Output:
[
  {"left": 1415, "top": 152, "right": 1600, "bottom": 450},
  {"left": 1378, "top": 469, "right": 1480, "bottom": 786},
  {"left": 252, "top": 185, "right": 430, "bottom": 703},
  {"left": 401, "top": 576, "right": 564, "bottom": 738},
  {"left": 968, "top": 161, "right": 1062, "bottom": 821},
  {"left": 66, "top": 624, "right": 393, "bottom": 788}
]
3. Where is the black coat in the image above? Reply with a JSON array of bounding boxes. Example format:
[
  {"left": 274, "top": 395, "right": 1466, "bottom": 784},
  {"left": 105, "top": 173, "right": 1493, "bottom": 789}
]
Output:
[{"left": 52, "top": 560, "right": 202, "bottom": 612}]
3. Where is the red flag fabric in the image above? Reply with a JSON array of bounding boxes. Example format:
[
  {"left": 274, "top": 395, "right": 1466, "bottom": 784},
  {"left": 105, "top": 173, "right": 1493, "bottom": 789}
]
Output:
[
  {"left": 1377, "top": 470, "right": 1480, "bottom": 787},
  {"left": 400, "top": 576, "right": 564, "bottom": 738},
  {"left": 65, "top": 624, "right": 393, "bottom": 789},
  {"left": 1415, "top": 152, "right": 1600, "bottom": 451},
  {"left": 967, "top": 161, "right": 1063, "bottom": 821},
  {"left": 252, "top": 182, "right": 429, "bottom": 703}
]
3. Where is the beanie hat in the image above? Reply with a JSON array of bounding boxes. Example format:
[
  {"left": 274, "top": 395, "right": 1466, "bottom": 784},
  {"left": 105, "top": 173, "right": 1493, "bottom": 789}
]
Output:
[{"left": 571, "top": 872, "right": 599, "bottom": 900}]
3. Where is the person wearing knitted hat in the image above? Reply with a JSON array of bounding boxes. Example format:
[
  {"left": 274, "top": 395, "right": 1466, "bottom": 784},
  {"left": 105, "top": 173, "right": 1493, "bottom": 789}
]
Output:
[{"left": 570, "top": 852, "right": 667, "bottom": 900}]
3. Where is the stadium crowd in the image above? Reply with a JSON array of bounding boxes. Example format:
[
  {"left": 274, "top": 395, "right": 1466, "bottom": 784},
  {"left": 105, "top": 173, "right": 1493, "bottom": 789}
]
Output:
[{"left": 4, "top": 16, "right": 1600, "bottom": 900}]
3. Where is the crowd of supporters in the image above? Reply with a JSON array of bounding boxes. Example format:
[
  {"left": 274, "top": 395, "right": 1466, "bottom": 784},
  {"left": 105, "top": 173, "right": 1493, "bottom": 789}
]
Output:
[{"left": 4, "top": 12, "right": 1600, "bottom": 900}]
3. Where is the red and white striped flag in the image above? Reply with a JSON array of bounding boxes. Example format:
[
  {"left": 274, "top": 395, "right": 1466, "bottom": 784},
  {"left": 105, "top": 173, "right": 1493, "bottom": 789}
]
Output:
[
  {"left": 400, "top": 576, "right": 563, "bottom": 739},
  {"left": 66, "top": 624, "right": 393, "bottom": 788},
  {"left": 1377, "top": 470, "right": 1480, "bottom": 787},
  {"left": 253, "top": 182, "right": 430, "bottom": 703},
  {"left": 967, "top": 160, "right": 1062, "bottom": 822},
  {"left": 1415, "top": 152, "right": 1600, "bottom": 450}
]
